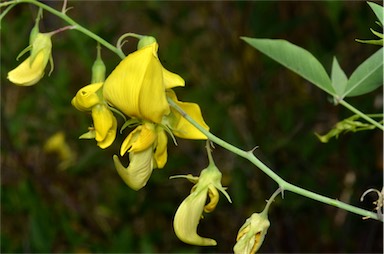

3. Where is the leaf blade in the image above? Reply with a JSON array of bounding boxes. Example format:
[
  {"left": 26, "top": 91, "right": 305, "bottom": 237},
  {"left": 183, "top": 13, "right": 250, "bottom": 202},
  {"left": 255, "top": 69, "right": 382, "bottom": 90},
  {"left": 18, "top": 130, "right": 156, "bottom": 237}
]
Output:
[
  {"left": 331, "top": 57, "right": 348, "bottom": 97},
  {"left": 343, "top": 48, "right": 383, "bottom": 97},
  {"left": 242, "top": 37, "right": 334, "bottom": 96}
]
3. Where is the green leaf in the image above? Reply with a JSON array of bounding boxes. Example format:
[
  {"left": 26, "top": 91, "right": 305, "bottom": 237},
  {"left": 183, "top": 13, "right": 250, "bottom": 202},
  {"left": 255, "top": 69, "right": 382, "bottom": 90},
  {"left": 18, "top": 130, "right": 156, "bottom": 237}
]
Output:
[
  {"left": 241, "top": 37, "right": 334, "bottom": 96},
  {"left": 367, "top": 2, "right": 383, "bottom": 26},
  {"left": 343, "top": 48, "right": 383, "bottom": 97},
  {"left": 331, "top": 57, "right": 348, "bottom": 97}
]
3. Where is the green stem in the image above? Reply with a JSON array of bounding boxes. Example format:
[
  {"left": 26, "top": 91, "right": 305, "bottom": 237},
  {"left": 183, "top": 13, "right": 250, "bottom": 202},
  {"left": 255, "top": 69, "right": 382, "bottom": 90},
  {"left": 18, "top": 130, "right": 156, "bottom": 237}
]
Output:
[
  {"left": 168, "top": 97, "right": 382, "bottom": 221},
  {"left": 3, "top": 0, "right": 125, "bottom": 59},
  {"left": 339, "top": 100, "right": 384, "bottom": 131}
]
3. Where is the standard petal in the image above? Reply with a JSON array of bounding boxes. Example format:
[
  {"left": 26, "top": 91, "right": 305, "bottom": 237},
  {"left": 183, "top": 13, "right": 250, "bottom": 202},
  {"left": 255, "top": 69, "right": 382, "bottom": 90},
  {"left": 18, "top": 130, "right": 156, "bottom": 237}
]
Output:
[
  {"left": 103, "top": 45, "right": 152, "bottom": 118},
  {"left": 163, "top": 67, "right": 185, "bottom": 89},
  {"left": 92, "top": 104, "right": 114, "bottom": 142},
  {"left": 72, "top": 82, "right": 103, "bottom": 111},
  {"left": 113, "top": 148, "right": 154, "bottom": 191},
  {"left": 138, "top": 44, "right": 170, "bottom": 123},
  {"left": 153, "top": 128, "right": 168, "bottom": 168},
  {"left": 7, "top": 52, "right": 46, "bottom": 86},
  {"left": 103, "top": 43, "right": 169, "bottom": 123},
  {"left": 173, "top": 189, "right": 217, "bottom": 246}
]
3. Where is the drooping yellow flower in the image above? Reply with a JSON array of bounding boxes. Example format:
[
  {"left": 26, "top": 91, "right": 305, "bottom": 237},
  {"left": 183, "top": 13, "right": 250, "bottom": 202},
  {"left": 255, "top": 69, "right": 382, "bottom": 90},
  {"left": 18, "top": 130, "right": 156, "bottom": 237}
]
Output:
[
  {"left": 172, "top": 164, "right": 231, "bottom": 246},
  {"left": 8, "top": 33, "right": 53, "bottom": 86},
  {"left": 233, "top": 212, "right": 270, "bottom": 254},
  {"left": 103, "top": 41, "right": 184, "bottom": 123},
  {"left": 113, "top": 122, "right": 167, "bottom": 190},
  {"left": 71, "top": 82, "right": 117, "bottom": 149}
]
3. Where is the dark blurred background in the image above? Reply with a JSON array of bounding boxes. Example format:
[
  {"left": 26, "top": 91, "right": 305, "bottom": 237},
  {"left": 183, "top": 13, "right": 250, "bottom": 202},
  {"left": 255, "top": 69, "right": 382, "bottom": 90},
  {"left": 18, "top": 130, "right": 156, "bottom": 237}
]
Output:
[{"left": 1, "top": 1, "right": 383, "bottom": 253}]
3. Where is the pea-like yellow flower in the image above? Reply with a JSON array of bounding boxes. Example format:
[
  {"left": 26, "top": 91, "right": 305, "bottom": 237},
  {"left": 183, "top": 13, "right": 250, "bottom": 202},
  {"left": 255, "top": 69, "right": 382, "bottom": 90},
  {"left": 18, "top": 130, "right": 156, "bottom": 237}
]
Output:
[
  {"left": 113, "top": 122, "right": 167, "bottom": 190},
  {"left": 172, "top": 164, "right": 231, "bottom": 246},
  {"left": 103, "top": 41, "right": 185, "bottom": 123},
  {"left": 8, "top": 33, "right": 53, "bottom": 86},
  {"left": 71, "top": 82, "right": 117, "bottom": 149},
  {"left": 233, "top": 212, "right": 270, "bottom": 254},
  {"left": 113, "top": 98, "right": 209, "bottom": 191}
]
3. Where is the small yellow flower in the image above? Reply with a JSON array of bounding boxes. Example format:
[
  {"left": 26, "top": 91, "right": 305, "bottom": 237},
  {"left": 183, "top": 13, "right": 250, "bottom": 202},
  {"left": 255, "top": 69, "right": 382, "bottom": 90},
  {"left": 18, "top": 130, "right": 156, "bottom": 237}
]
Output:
[
  {"left": 103, "top": 41, "right": 184, "bottom": 123},
  {"left": 172, "top": 164, "right": 231, "bottom": 246},
  {"left": 233, "top": 212, "right": 270, "bottom": 254},
  {"left": 8, "top": 33, "right": 53, "bottom": 86},
  {"left": 113, "top": 122, "right": 167, "bottom": 190},
  {"left": 44, "top": 131, "right": 75, "bottom": 170},
  {"left": 72, "top": 82, "right": 117, "bottom": 149}
]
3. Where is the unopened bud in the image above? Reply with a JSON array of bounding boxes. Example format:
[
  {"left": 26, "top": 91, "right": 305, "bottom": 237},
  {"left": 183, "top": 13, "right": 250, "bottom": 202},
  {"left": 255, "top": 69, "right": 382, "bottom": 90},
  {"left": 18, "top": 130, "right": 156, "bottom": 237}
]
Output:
[
  {"left": 234, "top": 211, "right": 270, "bottom": 254},
  {"left": 91, "top": 45, "right": 106, "bottom": 83},
  {"left": 137, "top": 36, "right": 157, "bottom": 50}
]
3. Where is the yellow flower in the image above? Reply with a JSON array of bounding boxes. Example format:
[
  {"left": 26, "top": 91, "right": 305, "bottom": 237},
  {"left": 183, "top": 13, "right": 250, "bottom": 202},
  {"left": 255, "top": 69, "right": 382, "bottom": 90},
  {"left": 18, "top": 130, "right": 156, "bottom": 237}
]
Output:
[
  {"left": 172, "top": 164, "right": 231, "bottom": 246},
  {"left": 103, "top": 41, "right": 184, "bottom": 123},
  {"left": 44, "top": 131, "right": 75, "bottom": 170},
  {"left": 113, "top": 122, "right": 167, "bottom": 190},
  {"left": 8, "top": 33, "right": 53, "bottom": 86},
  {"left": 71, "top": 82, "right": 117, "bottom": 149},
  {"left": 233, "top": 212, "right": 270, "bottom": 254},
  {"left": 164, "top": 89, "right": 209, "bottom": 140}
]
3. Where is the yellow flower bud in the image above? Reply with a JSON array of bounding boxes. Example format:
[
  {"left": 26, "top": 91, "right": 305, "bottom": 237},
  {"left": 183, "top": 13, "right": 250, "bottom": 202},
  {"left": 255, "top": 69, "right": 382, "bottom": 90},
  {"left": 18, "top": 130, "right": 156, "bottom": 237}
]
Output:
[
  {"left": 234, "top": 188, "right": 281, "bottom": 254},
  {"left": 234, "top": 212, "right": 270, "bottom": 254}
]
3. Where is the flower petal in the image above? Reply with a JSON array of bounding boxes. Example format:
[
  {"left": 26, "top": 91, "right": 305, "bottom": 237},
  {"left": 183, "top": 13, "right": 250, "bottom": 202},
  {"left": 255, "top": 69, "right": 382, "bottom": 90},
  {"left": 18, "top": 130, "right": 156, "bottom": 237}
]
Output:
[
  {"left": 103, "top": 43, "right": 169, "bottom": 123},
  {"left": 153, "top": 128, "right": 168, "bottom": 168},
  {"left": 92, "top": 104, "right": 114, "bottom": 142},
  {"left": 166, "top": 90, "right": 209, "bottom": 139},
  {"left": 97, "top": 115, "right": 117, "bottom": 149},
  {"left": 72, "top": 82, "right": 103, "bottom": 111},
  {"left": 120, "top": 123, "right": 156, "bottom": 156},
  {"left": 113, "top": 148, "right": 154, "bottom": 191},
  {"left": 163, "top": 67, "right": 185, "bottom": 89},
  {"left": 7, "top": 52, "right": 46, "bottom": 86},
  {"left": 173, "top": 188, "right": 217, "bottom": 246}
]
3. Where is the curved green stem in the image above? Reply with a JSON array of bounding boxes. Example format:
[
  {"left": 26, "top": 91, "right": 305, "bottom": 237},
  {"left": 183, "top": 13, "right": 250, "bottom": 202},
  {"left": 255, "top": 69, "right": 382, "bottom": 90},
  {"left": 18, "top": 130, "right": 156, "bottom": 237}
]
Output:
[
  {"left": 2, "top": 0, "right": 125, "bottom": 59},
  {"left": 168, "top": 97, "right": 382, "bottom": 222},
  {"left": 340, "top": 100, "right": 384, "bottom": 131}
]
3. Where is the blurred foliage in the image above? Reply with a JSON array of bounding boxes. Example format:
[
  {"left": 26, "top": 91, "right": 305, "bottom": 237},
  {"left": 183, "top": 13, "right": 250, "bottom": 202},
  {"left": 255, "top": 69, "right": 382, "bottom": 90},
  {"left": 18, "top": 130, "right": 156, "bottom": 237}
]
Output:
[{"left": 1, "top": 1, "right": 383, "bottom": 253}]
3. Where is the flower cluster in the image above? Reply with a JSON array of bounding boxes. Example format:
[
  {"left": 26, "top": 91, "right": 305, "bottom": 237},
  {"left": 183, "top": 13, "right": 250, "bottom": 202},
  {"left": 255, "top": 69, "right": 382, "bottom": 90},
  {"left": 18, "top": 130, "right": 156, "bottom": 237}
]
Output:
[{"left": 6, "top": 13, "right": 275, "bottom": 250}]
